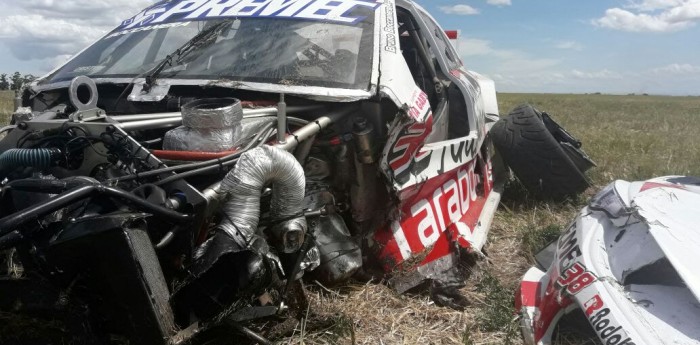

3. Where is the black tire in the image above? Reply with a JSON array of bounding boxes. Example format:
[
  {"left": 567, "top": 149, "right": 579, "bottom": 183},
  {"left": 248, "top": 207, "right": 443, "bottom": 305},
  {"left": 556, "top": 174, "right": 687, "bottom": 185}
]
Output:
[{"left": 491, "top": 104, "right": 592, "bottom": 199}]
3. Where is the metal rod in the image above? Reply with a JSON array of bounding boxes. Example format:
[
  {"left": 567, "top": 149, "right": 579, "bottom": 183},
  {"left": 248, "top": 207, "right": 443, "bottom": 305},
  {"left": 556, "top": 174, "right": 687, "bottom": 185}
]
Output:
[
  {"left": 110, "top": 108, "right": 276, "bottom": 122},
  {"left": 0, "top": 183, "right": 192, "bottom": 237},
  {"left": 114, "top": 152, "right": 241, "bottom": 183},
  {"left": 227, "top": 321, "right": 273, "bottom": 345},
  {"left": 277, "top": 94, "right": 287, "bottom": 145},
  {"left": 406, "top": 18, "right": 442, "bottom": 91},
  {"left": 0, "top": 185, "right": 94, "bottom": 236},
  {"left": 245, "top": 106, "right": 322, "bottom": 117},
  {"left": 275, "top": 107, "right": 355, "bottom": 151},
  {"left": 244, "top": 107, "right": 278, "bottom": 117},
  {"left": 294, "top": 134, "right": 316, "bottom": 164},
  {"left": 111, "top": 106, "right": 321, "bottom": 123},
  {"left": 200, "top": 107, "right": 354, "bottom": 204},
  {"left": 119, "top": 117, "right": 183, "bottom": 131},
  {"left": 152, "top": 159, "right": 237, "bottom": 187},
  {"left": 110, "top": 113, "right": 182, "bottom": 122}
]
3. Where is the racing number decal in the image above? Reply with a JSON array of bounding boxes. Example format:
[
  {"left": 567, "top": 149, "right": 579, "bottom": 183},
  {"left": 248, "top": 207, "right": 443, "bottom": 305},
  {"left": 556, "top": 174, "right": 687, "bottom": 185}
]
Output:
[{"left": 557, "top": 263, "right": 596, "bottom": 295}]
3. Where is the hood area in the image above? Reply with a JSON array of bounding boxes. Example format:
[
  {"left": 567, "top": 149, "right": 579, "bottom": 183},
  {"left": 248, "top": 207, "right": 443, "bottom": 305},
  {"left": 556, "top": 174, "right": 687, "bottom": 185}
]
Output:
[{"left": 584, "top": 177, "right": 700, "bottom": 344}]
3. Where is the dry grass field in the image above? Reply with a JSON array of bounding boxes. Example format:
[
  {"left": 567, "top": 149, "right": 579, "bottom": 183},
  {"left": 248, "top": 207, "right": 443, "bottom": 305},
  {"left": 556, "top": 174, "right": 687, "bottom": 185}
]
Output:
[{"left": 1, "top": 92, "right": 700, "bottom": 344}]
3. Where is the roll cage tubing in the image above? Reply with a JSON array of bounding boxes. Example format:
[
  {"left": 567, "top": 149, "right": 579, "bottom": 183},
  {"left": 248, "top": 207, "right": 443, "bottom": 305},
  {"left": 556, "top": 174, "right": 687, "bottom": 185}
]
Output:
[{"left": 397, "top": 7, "right": 444, "bottom": 97}]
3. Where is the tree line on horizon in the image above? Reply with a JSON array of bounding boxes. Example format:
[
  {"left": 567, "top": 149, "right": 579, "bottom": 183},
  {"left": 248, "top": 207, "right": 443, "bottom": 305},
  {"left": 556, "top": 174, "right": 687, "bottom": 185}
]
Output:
[{"left": 0, "top": 72, "right": 37, "bottom": 92}]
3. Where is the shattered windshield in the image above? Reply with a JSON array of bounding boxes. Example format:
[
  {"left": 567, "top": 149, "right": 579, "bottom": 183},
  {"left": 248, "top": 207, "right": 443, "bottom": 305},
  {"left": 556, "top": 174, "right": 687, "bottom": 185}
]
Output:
[{"left": 45, "top": 0, "right": 378, "bottom": 90}]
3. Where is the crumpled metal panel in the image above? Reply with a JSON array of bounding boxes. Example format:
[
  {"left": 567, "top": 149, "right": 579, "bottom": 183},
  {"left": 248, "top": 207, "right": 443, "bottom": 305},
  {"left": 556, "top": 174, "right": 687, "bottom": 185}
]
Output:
[
  {"left": 517, "top": 177, "right": 700, "bottom": 345},
  {"left": 127, "top": 82, "right": 171, "bottom": 102},
  {"left": 304, "top": 186, "right": 362, "bottom": 285},
  {"left": 12, "top": 107, "right": 33, "bottom": 123}
]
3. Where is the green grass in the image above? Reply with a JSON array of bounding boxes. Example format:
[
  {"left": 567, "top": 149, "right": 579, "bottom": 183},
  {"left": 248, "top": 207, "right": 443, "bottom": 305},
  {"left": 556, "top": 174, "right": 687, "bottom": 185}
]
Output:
[
  {"left": 521, "top": 224, "right": 562, "bottom": 260},
  {"left": 497, "top": 93, "right": 700, "bottom": 184},
  {"left": 0, "top": 91, "right": 13, "bottom": 124},
  {"left": 474, "top": 270, "right": 520, "bottom": 344}
]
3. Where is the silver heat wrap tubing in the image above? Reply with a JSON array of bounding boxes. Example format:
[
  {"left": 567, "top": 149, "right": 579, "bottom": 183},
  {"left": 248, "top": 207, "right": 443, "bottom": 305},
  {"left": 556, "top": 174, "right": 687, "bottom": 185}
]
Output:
[
  {"left": 164, "top": 98, "right": 244, "bottom": 152},
  {"left": 217, "top": 145, "right": 306, "bottom": 247},
  {"left": 163, "top": 126, "right": 242, "bottom": 152},
  {"left": 182, "top": 98, "right": 243, "bottom": 129}
]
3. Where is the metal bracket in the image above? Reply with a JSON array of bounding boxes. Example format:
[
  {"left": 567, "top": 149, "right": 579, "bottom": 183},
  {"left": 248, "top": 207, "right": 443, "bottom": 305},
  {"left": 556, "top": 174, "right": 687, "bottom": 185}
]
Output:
[{"left": 69, "top": 108, "right": 106, "bottom": 122}]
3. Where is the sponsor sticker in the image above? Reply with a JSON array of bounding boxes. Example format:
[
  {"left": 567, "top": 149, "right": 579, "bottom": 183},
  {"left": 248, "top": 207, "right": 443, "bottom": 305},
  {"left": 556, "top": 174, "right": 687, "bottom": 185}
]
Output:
[
  {"left": 117, "top": 0, "right": 382, "bottom": 32},
  {"left": 382, "top": 0, "right": 397, "bottom": 53},
  {"left": 557, "top": 222, "right": 581, "bottom": 274},
  {"left": 106, "top": 22, "right": 192, "bottom": 38},
  {"left": 585, "top": 295, "right": 637, "bottom": 345}
]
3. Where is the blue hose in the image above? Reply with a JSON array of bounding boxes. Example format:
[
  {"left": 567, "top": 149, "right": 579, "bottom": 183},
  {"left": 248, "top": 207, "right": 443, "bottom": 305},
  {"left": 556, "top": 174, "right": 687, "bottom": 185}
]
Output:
[{"left": 0, "top": 148, "right": 61, "bottom": 173}]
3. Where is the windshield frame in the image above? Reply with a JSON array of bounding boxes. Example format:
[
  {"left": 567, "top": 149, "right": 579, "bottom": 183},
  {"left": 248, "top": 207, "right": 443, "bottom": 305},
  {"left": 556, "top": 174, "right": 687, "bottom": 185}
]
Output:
[{"left": 36, "top": 2, "right": 384, "bottom": 100}]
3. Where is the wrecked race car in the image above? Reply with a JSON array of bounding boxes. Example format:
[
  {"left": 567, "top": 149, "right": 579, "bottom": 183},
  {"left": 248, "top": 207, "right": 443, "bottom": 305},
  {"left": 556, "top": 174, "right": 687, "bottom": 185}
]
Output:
[
  {"left": 517, "top": 177, "right": 700, "bottom": 345},
  {"left": 0, "top": 0, "right": 591, "bottom": 343}
]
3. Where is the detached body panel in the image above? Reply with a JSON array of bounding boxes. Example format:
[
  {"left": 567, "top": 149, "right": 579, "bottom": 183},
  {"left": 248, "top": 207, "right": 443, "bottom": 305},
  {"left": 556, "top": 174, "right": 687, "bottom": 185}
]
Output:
[{"left": 518, "top": 177, "right": 700, "bottom": 345}]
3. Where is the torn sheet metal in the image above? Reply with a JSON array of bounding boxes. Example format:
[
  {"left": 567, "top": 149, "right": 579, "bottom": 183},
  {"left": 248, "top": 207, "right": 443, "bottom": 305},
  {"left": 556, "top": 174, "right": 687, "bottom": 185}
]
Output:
[
  {"left": 375, "top": 145, "right": 499, "bottom": 292},
  {"left": 367, "top": 0, "right": 501, "bottom": 292},
  {"left": 634, "top": 185, "right": 700, "bottom": 302},
  {"left": 378, "top": 1, "right": 495, "bottom": 192},
  {"left": 517, "top": 177, "right": 700, "bottom": 345},
  {"left": 128, "top": 82, "right": 171, "bottom": 102}
]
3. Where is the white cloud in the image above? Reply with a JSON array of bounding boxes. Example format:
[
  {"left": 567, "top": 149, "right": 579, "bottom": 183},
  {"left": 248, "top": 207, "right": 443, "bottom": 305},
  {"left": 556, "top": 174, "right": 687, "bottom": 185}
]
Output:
[
  {"left": 487, "top": 0, "right": 512, "bottom": 6},
  {"left": 11, "top": 0, "right": 149, "bottom": 24},
  {"left": 556, "top": 41, "right": 584, "bottom": 51},
  {"left": 594, "top": 0, "right": 700, "bottom": 32},
  {"left": 651, "top": 63, "right": 700, "bottom": 74},
  {"left": 0, "top": 15, "right": 99, "bottom": 58},
  {"left": 458, "top": 37, "right": 559, "bottom": 74},
  {"left": 625, "top": 0, "right": 685, "bottom": 12},
  {"left": 0, "top": 0, "right": 151, "bottom": 62},
  {"left": 459, "top": 38, "right": 494, "bottom": 56},
  {"left": 440, "top": 5, "right": 480, "bottom": 15},
  {"left": 456, "top": 44, "right": 700, "bottom": 94},
  {"left": 571, "top": 69, "right": 623, "bottom": 80},
  {"left": 40, "top": 55, "right": 73, "bottom": 72},
  {"left": 593, "top": 8, "right": 692, "bottom": 32}
]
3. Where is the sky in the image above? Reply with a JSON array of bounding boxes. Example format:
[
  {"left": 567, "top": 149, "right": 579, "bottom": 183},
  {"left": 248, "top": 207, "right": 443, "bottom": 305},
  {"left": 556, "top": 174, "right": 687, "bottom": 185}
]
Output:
[{"left": 0, "top": 0, "right": 698, "bottom": 95}]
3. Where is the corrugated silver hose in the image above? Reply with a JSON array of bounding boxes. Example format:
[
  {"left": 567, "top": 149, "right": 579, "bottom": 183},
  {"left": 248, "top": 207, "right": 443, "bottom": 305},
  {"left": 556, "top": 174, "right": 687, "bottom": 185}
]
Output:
[{"left": 218, "top": 145, "right": 307, "bottom": 253}]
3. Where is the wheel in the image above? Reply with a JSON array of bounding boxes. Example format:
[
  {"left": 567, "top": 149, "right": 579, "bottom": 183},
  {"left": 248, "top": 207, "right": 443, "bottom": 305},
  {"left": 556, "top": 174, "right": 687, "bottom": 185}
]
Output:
[{"left": 490, "top": 104, "right": 594, "bottom": 199}]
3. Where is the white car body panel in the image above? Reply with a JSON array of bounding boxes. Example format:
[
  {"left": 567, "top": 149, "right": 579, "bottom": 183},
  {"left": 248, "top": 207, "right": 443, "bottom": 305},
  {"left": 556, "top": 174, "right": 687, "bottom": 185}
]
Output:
[{"left": 518, "top": 177, "right": 700, "bottom": 345}]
